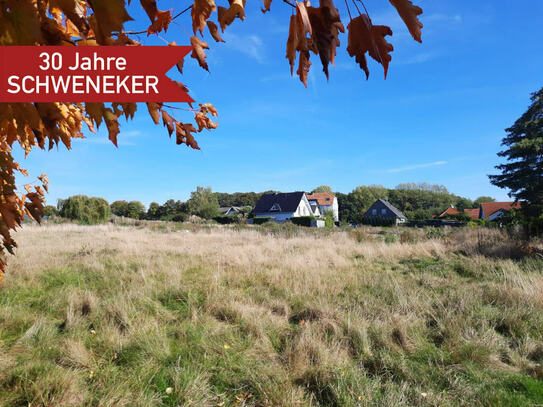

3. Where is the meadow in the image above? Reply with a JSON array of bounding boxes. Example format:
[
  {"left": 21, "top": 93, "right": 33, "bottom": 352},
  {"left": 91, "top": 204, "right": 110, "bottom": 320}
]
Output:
[{"left": 1, "top": 223, "right": 542, "bottom": 406}]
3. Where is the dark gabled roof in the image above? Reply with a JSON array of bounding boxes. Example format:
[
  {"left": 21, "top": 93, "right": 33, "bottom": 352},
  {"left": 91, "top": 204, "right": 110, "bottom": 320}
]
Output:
[
  {"left": 254, "top": 192, "right": 305, "bottom": 213},
  {"left": 379, "top": 199, "right": 407, "bottom": 219},
  {"left": 364, "top": 199, "right": 407, "bottom": 219}
]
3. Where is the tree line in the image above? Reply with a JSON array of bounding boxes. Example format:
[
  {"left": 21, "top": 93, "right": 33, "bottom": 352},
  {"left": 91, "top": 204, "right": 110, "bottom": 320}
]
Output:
[{"left": 43, "top": 184, "right": 496, "bottom": 225}]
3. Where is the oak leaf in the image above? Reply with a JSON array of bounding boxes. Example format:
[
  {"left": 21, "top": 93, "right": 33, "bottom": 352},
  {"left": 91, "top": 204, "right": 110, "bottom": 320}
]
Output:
[
  {"left": 140, "top": 0, "right": 159, "bottom": 21},
  {"left": 262, "top": 0, "right": 272, "bottom": 13},
  {"left": 85, "top": 103, "right": 105, "bottom": 128},
  {"left": 147, "top": 10, "right": 172, "bottom": 35},
  {"left": 103, "top": 108, "right": 120, "bottom": 147},
  {"left": 175, "top": 122, "right": 200, "bottom": 149},
  {"left": 192, "top": 0, "right": 216, "bottom": 35},
  {"left": 296, "top": 1, "right": 312, "bottom": 36},
  {"left": 161, "top": 110, "right": 175, "bottom": 136},
  {"left": 0, "top": 1, "right": 43, "bottom": 45},
  {"left": 207, "top": 21, "right": 225, "bottom": 42},
  {"left": 218, "top": 0, "right": 246, "bottom": 32},
  {"left": 347, "top": 15, "right": 393, "bottom": 79},
  {"left": 297, "top": 50, "right": 311, "bottom": 87},
  {"left": 306, "top": 0, "right": 344, "bottom": 79},
  {"left": 195, "top": 103, "right": 219, "bottom": 131},
  {"left": 286, "top": 3, "right": 313, "bottom": 85},
  {"left": 50, "top": 0, "right": 90, "bottom": 38},
  {"left": 389, "top": 0, "right": 423, "bottom": 42},
  {"left": 369, "top": 25, "right": 393, "bottom": 78},
  {"left": 87, "top": 0, "right": 133, "bottom": 44},
  {"left": 190, "top": 36, "right": 210, "bottom": 71},
  {"left": 146, "top": 102, "right": 162, "bottom": 125}
]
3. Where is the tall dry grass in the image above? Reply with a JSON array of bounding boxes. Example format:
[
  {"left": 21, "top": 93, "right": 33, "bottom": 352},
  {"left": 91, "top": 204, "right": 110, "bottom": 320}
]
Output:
[{"left": 0, "top": 223, "right": 542, "bottom": 406}]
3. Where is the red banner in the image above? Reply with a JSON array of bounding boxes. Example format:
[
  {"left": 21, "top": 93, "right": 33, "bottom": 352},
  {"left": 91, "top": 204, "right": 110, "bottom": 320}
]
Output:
[{"left": 0, "top": 46, "right": 193, "bottom": 103}]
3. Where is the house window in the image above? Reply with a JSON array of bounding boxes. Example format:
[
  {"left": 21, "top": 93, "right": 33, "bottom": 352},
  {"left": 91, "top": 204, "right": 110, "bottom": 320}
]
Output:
[
  {"left": 381, "top": 209, "right": 387, "bottom": 215},
  {"left": 270, "top": 203, "right": 281, "bottom": 212},
  {"left": 372, "top": 209, "right": 377, "bottom": 215},
  {"left": 326, "top": 198, "right": 330, "bottom": 201}
]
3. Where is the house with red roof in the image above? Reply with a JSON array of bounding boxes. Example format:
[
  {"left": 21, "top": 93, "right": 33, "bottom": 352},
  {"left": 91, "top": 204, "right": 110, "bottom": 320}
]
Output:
[
  {"left": 464, "top": 208, "right": 480, "bottom": 221},
  {"left": 306, "top": 192, "right": 339, "bottom": 222},
  {"left": 479, "top": 201, "right": 521, "bottom": 221},
  {"left": 437, "top": 206, "right": 460, "bottom": 218},
  {"left": 437, "top": 205, "right": 480, "bottom": 221}
]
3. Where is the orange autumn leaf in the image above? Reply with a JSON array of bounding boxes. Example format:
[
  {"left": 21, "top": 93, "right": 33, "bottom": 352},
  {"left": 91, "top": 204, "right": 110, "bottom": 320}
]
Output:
[
  {"left": 369, "top": 24, "right": 393, "bottom": 78},
  {"left": 87, "top": 0, "right": 133, "bottom": 44},
  {"left": 190, "top": 35, "right": 210, "bottom": 71},
  {"left": 140, "top": 0, "right": 159, "bottom": 21},
  {"left": 285, "top": 2, "right": 313, "bottom": 86},
  {"left": 306, "top": 0, "right": 344, "bottom": 79},
  {"left": 218, "top": 0, "right": 245, "bottom": 32},
  {"left": 161, "top": 110, "right": 175, "bottom": 136},
  {"left": 389, "top": 0, "right": 423, "bottom": 43},
  {"left": 207, "top": 21, "right": 225, "bottom": 42},
  {"left": 147, "top": 9, "right": 172, "bottom": 35},
  {"left": 347, "top": 14, "right": 393, "bottom": 79},
  {"left": 262, "top": 0, "right": 272, "bottom": 13},
  {"left": 192, "top": 0, "right": 216, "bottom": 34},
  {"left": 146, "top": 102, "right": 162, "bottom": 125}
]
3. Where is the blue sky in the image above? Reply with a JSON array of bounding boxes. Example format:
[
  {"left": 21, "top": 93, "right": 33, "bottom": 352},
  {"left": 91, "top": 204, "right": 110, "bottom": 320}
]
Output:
[{"left": 13, "top": 0, "right": 543, "bottom": 206}]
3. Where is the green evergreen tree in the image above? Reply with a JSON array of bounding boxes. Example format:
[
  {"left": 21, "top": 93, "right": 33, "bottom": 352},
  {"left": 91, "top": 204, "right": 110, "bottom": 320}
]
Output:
[{"left": 489, "top": 87, "right": 543, "bottom": 205}]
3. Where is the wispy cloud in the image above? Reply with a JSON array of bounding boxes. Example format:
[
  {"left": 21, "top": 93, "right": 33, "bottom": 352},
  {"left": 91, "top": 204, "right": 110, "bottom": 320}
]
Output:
[
  {"left": 424, "top": 13, "right": 463, "bottom": 24},
  {"left": 397, "top": 52, "right": 436, "bottom": 65},
  {"left": 387, "top": 161, "right": 447, "bottom": 173},
  {"left": 223, "top": 33, "right": 265, "bottom": 63}
]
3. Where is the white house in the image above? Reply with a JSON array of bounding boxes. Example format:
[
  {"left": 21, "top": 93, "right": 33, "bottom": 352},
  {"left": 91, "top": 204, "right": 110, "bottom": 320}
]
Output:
[
  {"left": 253, "top": 192, "right": 314, "bottom": 221},
  {"left": 306, "top": 192, "right": 339, "bottom": 222}
]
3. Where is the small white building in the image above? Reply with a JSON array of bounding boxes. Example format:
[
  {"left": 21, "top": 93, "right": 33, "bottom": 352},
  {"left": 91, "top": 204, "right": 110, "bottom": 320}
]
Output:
[
  {"left": 253, "top": 192, "right": 314, "bottom": 221},
  {"left": 306, "top": 192, "right": 339, "bottom": 222}
]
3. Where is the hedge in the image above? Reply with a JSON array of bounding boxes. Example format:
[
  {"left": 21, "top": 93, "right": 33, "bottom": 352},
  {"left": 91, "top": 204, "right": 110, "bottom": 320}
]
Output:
[
  {"left": 361, "top": 216, "right": 396, "bottom": 227},
  {"left": 253, "top": 217, "right": 273, "bottom": 225},
  {"left": 214, "top": 215, "right": 240, "bottom": 225},
  {"left": 291, "top": 216, "right": 316, "bottom": 227}
]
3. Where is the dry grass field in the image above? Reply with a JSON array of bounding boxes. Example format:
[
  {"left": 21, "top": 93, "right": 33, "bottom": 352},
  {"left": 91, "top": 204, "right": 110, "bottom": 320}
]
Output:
[{"left": 1, "top": 223, "right": 543, "bottom": 406}]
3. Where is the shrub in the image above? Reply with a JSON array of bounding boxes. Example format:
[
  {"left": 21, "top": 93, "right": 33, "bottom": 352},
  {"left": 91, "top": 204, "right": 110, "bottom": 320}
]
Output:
[
  {"left": 253, "top": 217, "right": 273, "bottom": 225},
  {"left": 171, "top": 213, "right": 188, "bottom": 222},
  {"left": 291, "top": 216, "right": 315, "bottom": 227},
  {"left": 324, "top": 211, "right": 335, "bottom": 228},
  {"left": 384, "top": 234, "right": 397, "bottom": 244},
  {"left": 58, "top": 195, "right": 110, "bottom": 224},
  {"left": 213, "top": 215, "right": 241, "bottom": 225},
  {"left": 43, "top": 205, "right": 58, "bottom": 217}
]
